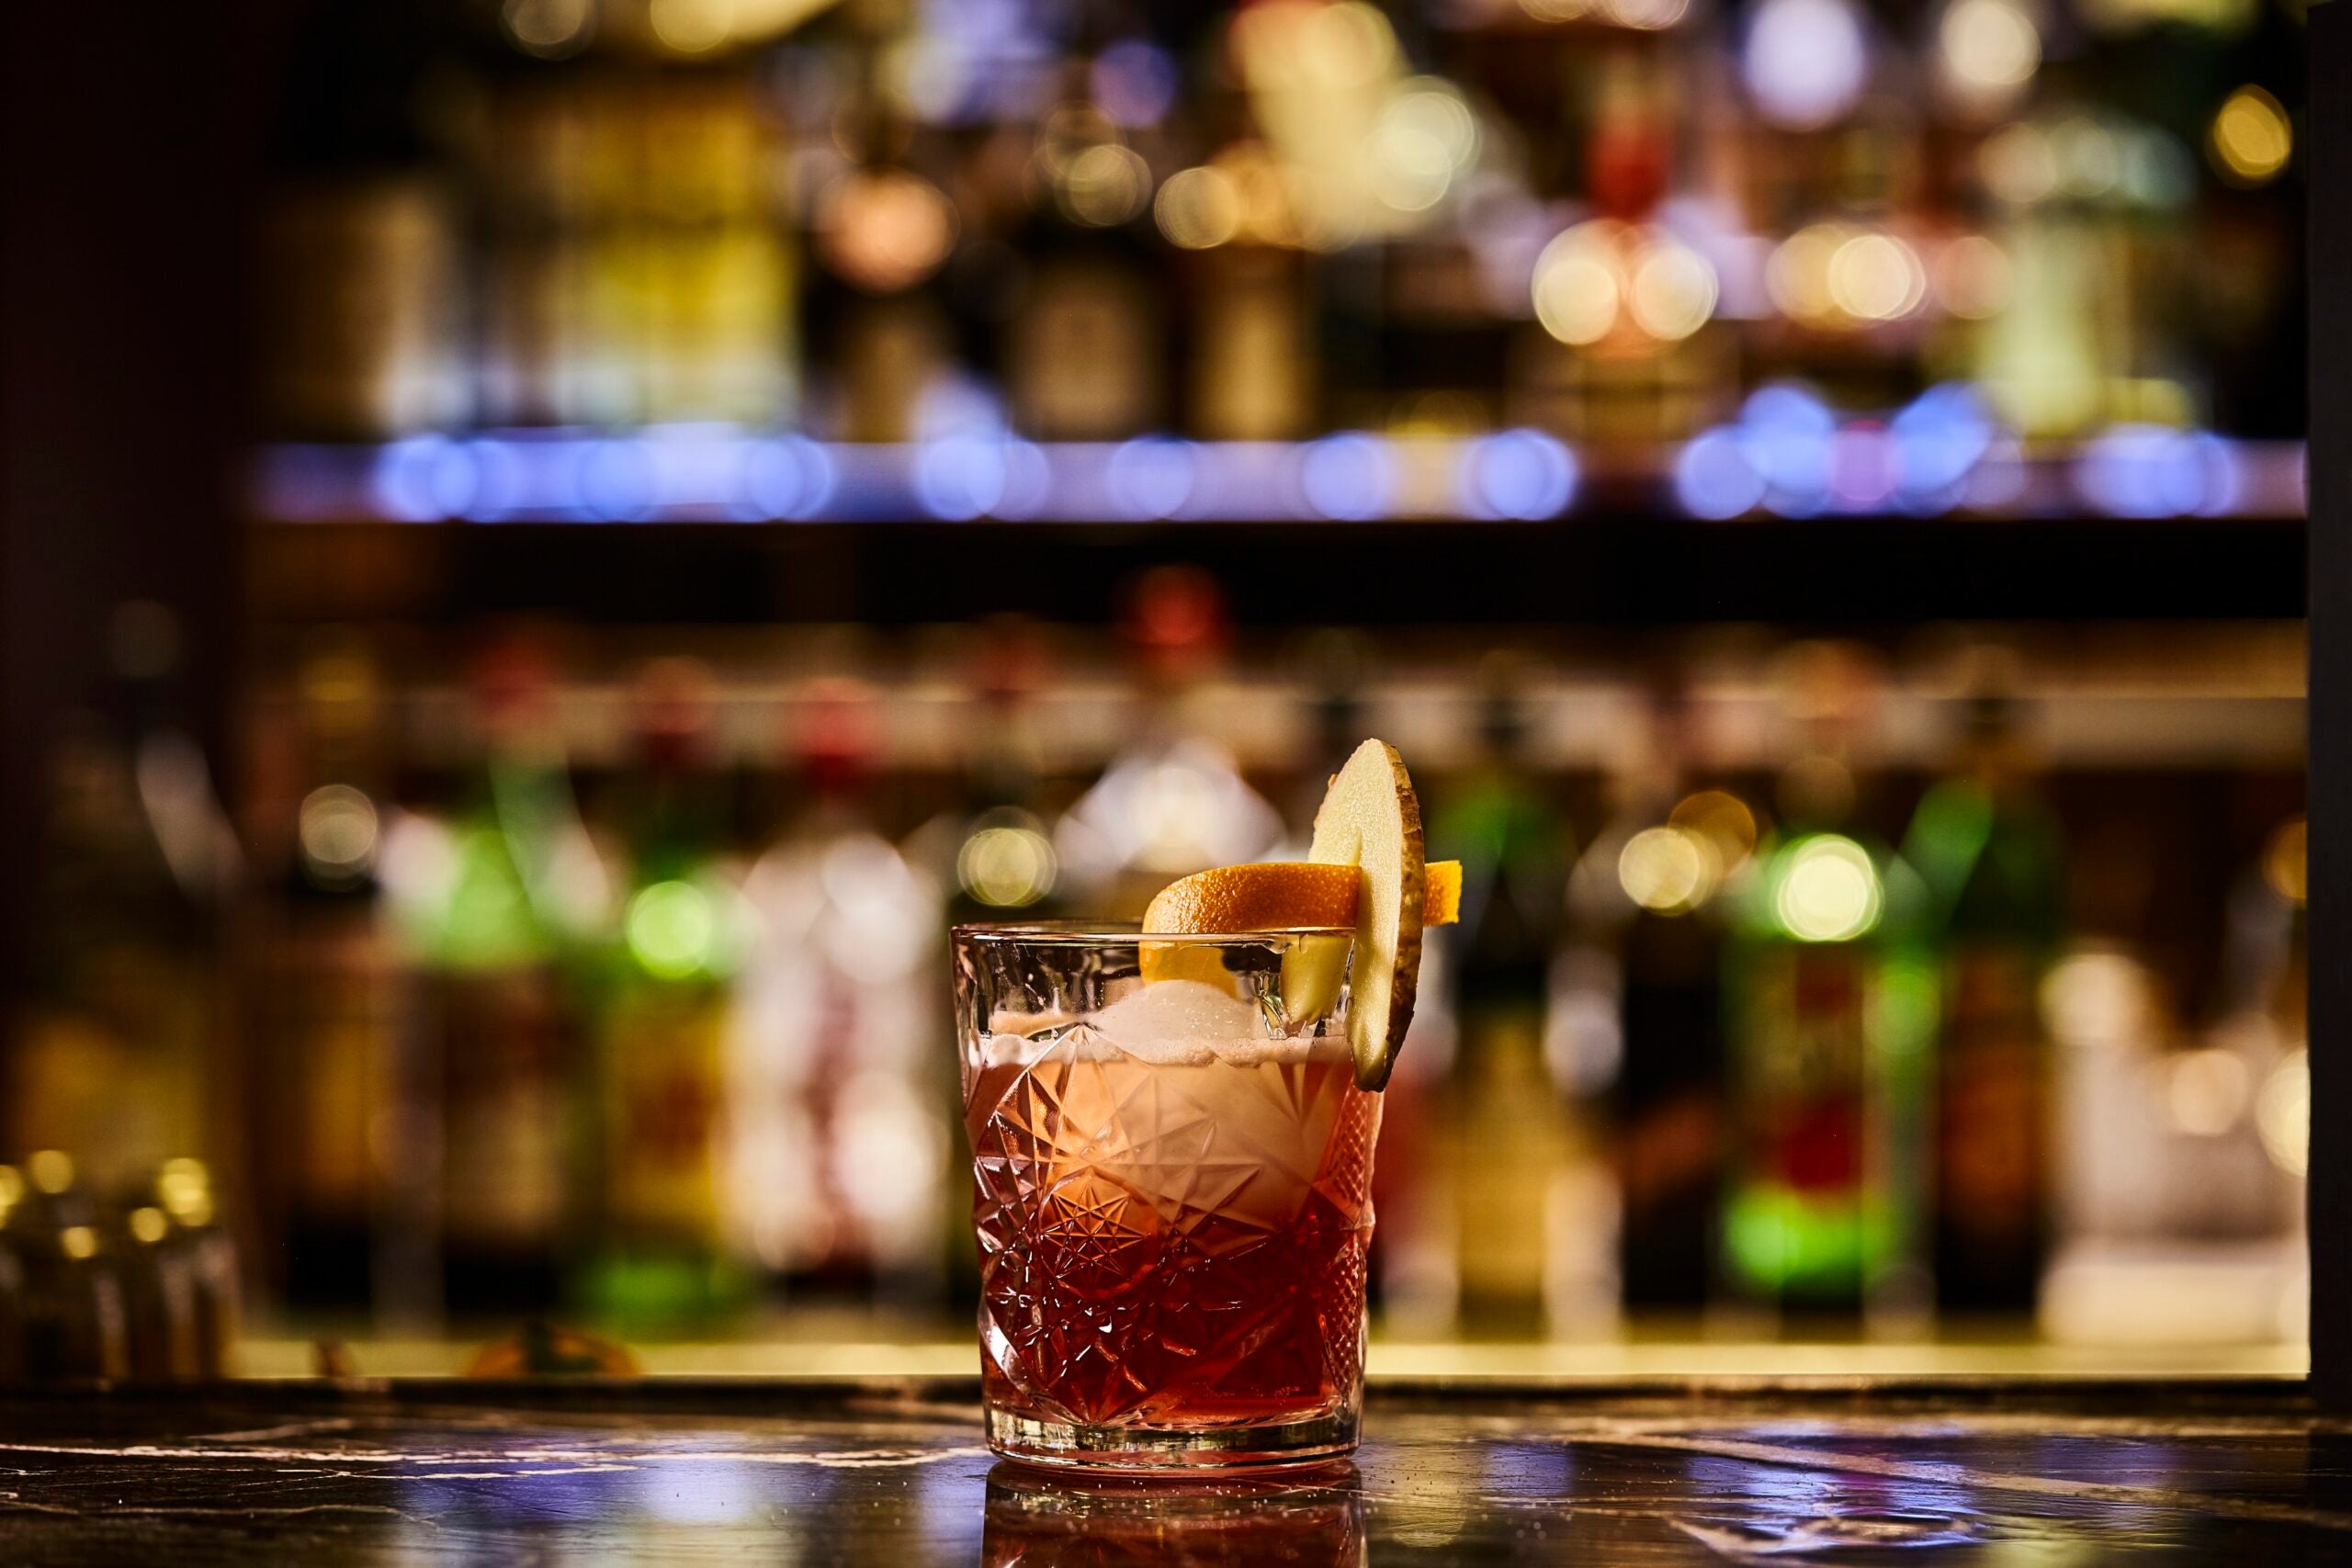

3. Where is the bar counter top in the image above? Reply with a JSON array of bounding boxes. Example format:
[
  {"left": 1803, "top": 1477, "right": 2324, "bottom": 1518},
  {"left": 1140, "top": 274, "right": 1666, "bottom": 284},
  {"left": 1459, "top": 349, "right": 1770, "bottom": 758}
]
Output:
[{"left": 1, "top": 1376, "right": 2346, "bottom": 1562}]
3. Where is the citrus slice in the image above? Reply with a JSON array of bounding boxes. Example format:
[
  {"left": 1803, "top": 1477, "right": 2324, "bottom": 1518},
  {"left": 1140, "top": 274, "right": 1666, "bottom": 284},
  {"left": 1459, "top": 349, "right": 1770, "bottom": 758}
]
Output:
[
  {"left": 1142, "top": 860, "right": 1462, "bottom": 935},
  {"left": 1136, "top": 859, "right": 1457, "bottom": 993},
  {"left": 1309, "top": 739, "right": 1426, "bottom": 1089},
  {"left": 1135, "top": 740, "right": 1431, "bottom": 1087}
]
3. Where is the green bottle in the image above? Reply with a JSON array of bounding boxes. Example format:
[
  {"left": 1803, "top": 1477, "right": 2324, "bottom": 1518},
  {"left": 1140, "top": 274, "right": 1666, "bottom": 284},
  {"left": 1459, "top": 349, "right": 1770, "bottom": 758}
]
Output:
[
  {"left": 1903, "top": 690, "right": 2065, "bottom": 1317},
  {"left": 578, "top": 660, "right": 750, "bottom": 1333},
  {"left": 1721, "top": 662, "right": 1935, "bottom": 1330}
]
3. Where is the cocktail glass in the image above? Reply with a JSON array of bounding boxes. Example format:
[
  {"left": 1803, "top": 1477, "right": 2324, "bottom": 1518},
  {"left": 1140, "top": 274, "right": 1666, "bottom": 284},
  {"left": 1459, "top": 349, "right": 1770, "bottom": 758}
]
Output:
[{"left": 953, "top": 924, "right": 1379, "bottom": 1472}]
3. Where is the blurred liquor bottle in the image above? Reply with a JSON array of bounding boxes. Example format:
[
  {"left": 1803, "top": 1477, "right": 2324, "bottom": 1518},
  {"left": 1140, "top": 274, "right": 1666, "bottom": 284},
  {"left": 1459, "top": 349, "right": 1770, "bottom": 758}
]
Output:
[
  {"left": 12, "top": 605, "right": 232, "bottom": 1196},
  {"left": 246, "top": 646, "right": 422, "bottom": 1319},
  {"left": 1901, "top": 677, "right": 2065, "bottom": 1316},
  {"left": 1430, "top": 659, "right": 1589, "bottom": 1337},
  {"left": 1189, "top": 245, "right": 1313, "bottom": 440},
  {"left": 393, "top": 636, "right": 595, "bottom": 1317},
  {"left": 1511, "top": 51, "right": 1720, "bottom": 449},
  {"left": 1720, "top": 646, "right": 1934, "bottom": 1331},
  {"left": 1003, "top": 96, "right": 1165, "bottom": 443},
  {"left": 481, "top": 72, "right": 792, "bottom": 427},
  {"left": 734, "top": 682, "right": 947, "bottom": 1302},
  {"left": 118, "top": 1201, "right": 199, "bottom": 1382},
  {"left": 1055, "top": 569, "right": 1282, "bottom": 917},
  {"left": 1, "top": 1153, "right": 129, "bottom": 1382},
  {"left": 579, "top": 660, "right": 750, "bottom": 1330},
  {"left": 1279, "top": 630, "right": 1374, "bottom": 852},
  {"left": 933, "top": 621, "right": 1063, "bottom": 928},
  {"left": 918, "top": 622, "right": 1064, "bottom": 1303},
  {"left": 263, "top": 0, "right": 465, "bottom": 437},
  {"left": 1567, "top": 681, "right": 1747, "bottom": 1315},
  {"left": 806, "top": 30, "right": 964, "bottom": 444},
  {"left": 153, "top": 1158, "right": 239, "bottom": 1377}
]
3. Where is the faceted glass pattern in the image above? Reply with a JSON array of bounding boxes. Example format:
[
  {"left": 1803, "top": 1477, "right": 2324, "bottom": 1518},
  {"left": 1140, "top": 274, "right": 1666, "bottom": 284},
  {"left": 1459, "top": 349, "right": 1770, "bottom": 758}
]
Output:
[{"left": 954, "top": 928, "right": 1379, "bottom": 1471}]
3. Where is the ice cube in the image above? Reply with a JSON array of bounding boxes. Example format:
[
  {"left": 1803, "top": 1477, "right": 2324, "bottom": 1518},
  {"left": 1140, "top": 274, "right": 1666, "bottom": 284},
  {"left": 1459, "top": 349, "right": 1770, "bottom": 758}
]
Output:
[{"left": 1091, "top": 979, "right": 1263, "bottom": 1056}]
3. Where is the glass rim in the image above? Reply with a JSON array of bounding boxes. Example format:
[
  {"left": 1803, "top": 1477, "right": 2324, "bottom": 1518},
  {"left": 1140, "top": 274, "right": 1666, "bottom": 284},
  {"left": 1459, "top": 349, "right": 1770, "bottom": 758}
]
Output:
[{"left": 952, "top": 919, "right": 1352, "bottom": 945}]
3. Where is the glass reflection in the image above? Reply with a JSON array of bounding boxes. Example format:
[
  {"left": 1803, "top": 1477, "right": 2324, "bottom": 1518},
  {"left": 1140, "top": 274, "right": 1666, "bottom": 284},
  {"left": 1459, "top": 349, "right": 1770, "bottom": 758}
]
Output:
[{"left": 981, "top": 1461, "right": 1363, "bottom": 1567}]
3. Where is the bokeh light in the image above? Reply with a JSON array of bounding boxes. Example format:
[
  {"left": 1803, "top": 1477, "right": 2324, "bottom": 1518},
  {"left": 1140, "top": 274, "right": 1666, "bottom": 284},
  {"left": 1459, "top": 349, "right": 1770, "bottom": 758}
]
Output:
[
  {"left": 1532, "top": 223, "right": 1623, "bottom": 346},
  {"left": 2257, "top": 1048, "right": 2311, "bottom": 1177},
  {"left": 1370, "top": 81, "right": 1477, "bottom": 212},
  {"left": 1107, "top": 436, "right": 1201, "bottom": 520},
  {"left": 1932, "top": 234, "right": 2015, "bottom": 319},
  {"left": 1091, "top": 39, "right": 1180, "bottom": 129},
  {"left": 502, "top": 0, "right": 594, "bottom": 59},
  {"left": 627, "top": 879, "right": 718, "bottom": 979},
  {"left": 2072, "top": 424, "right": 2242, "bottom": 517},
  {"left": 1461, "top": 430, "right": 1578, "bottom": 519},
  {"left": 956, "top": 818, "right": 1058, "bottom": 908},
  {"left": 648, "top": 0, "right": 735, "bottom": 54},
  {"left": 1670, "top": 790, "right": 1758, "bottom": 872},
  {"left": 2263, "top": 817, "right": 2308, "bottom": 906},
  {"left": 1298, "top": 432, "right": 1396, "bottom": 519},
  {"left": 1775, "top": 835, "right": 1883, "bottom": 942},
  {"left": 1533, "top": 221, "right": 1716, "bottom": 348},
  {"left": 1056, "top": 142, "right": 1152, "bottom": 227},
  {"left": 299, "top": 784, "right": 381, "bottom": 886},
  {"left": 1937, "top": 0, "right": 2040, "bottom": 116},
  {"left": 2165, "top": 1046, "right": 2252, "bottom": 1137},
  {"left": 1743, "top": 0, "right": 1871, "bottom": 130},
  {"left": 2209, "top": 85, "right": 2291, "bottom": 186},
  {"left": 1826, "top": 231, "right": 1927, "bottom": 321},
  {"left": 1619, "top": 826, "right": 1717, "bottom": 914},
  {"left": 817, "top": 169, "right": 957, "bottom": 292},
  {"left": 1155, "top": 165, "right": 1244, "bottom": 249},
  {"left": 1628, "top": 237, "right": 1720, "bottom": 341}
]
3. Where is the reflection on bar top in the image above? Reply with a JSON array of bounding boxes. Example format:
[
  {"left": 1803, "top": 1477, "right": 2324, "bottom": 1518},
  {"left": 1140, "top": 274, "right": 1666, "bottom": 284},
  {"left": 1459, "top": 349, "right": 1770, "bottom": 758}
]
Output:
[{"left": 232, "top": 1334, "right": 2307, "bottom": 1382}]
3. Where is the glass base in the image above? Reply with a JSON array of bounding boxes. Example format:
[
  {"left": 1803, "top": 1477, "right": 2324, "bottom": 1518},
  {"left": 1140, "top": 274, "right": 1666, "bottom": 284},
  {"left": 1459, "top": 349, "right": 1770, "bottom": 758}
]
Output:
[{"left": 985, "top": 1405, "right": 1359, "bottom": 1473}]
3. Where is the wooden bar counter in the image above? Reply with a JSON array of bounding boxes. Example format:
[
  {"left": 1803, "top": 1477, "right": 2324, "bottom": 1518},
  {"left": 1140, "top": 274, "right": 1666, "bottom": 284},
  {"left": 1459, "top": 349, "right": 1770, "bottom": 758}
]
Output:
[{"left": 0, "top": 1375, "right": 2342, "bottom": 1562}]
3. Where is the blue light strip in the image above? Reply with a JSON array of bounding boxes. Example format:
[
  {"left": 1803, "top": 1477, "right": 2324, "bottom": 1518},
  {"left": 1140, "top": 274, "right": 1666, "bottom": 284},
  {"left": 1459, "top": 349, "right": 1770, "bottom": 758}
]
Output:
[{"left": 253, "top": 423, "right": 2302, "bottom": 525}]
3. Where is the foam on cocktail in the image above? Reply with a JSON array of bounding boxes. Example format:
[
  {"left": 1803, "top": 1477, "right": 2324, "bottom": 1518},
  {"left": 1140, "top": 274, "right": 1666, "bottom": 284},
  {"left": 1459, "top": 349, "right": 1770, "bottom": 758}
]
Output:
[{"left": 982, "top": 979, "right": 1351, "bottom": 1068}]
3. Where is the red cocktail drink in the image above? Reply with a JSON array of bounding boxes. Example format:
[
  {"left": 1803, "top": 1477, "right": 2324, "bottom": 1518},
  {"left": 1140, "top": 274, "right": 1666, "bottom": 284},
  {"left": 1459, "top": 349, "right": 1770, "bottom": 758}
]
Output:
[{"left": 955, "top": 929, "right": 1378, "bottom": 1471}]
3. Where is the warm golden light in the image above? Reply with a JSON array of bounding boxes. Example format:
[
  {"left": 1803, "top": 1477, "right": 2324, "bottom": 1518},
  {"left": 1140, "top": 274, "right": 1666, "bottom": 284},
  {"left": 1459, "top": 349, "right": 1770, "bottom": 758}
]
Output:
[
  {"left": 648, "top": 0, "right": 734, "bottom": 53},
  {"left": 1369, "top": 84, "right": 1476, "bottom": 212},
  {"left": 1607, "top": 0, "right": 1693, "bottom": 28},
  {"left": 2166, "top": 1046, "right": 2252, "bottom": 1137},
  {"left": 1939, "top": 0, "right": 2041, "bottom": 107},
  {"left": 1057, "top": 142, "right": 1152, "bottom": 227},
  {"left": 1155, "top": 165, "right": 1244, "bottom": 249},
  {"left": 817, "top": 170, "right": 957, "bottom": 292},
  {"left": 28, "top": 1149, "right": 74, "bottom": 1196},
  {"left": 2262, "top": 816, "right": 2307, "bottom": 906},
  {"left": 1933, "top": 233, "right": 2015, "bottom": 319},
  {"left": 2257, "top": 1048, "right": 2310, "bottom": 1177},
  {"left": 1619, "top": 826, "right": 1715, "bottom": 914},
  {"left": 2211, "top": 84, "right": 2291, "bottom": 186},
  {"left": 1532, "top": 221, "right": 1713, "bottom": 348},
  {"left": 1979, "top": 122, "right": 2058, "bottom": 205},
  {"left": 1670, "top": 790, "right": 1758, "bottom": 872},
  {"left": 1826, "top": 231, "right": 1927, "bottom": 321},
  {"left": 1628, "top": 237, "right": 1719, "bottom": 341},
  {"left": 957, "top": 822, "right": 1058, "bottom": 908},
  {"left": 300, "top": 784, "right": 380, "bottom": 882},
  {"left": 1532, "top": 223, "right": 1623, "bottom": 346},
  {"left": 1766, "top": 223, "right": 1844, "bottom": 324},
  {"left": 502, "top": 0, "right": 594, "bottom": 58}
]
